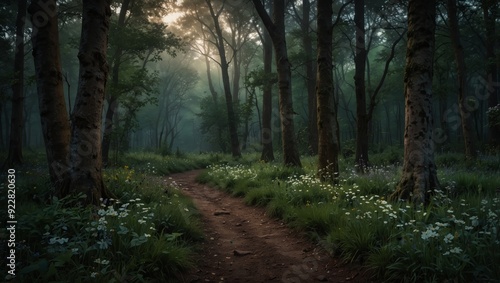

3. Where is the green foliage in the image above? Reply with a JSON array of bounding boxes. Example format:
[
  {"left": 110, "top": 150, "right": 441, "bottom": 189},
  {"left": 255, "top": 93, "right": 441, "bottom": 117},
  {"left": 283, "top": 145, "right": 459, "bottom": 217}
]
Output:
[
  {"left": 109, "top": 67, "right": 160, "bottom": 159},
  {"left": 435, "top": 152, "right": 465, "bottom": 167},
  {"left": 244, "top": 186, "right": 277, "bottom": 207},
  {"left": 287, "top": 204, "right": 339, "bottom": 235},
  {"left": 202, "top": 157, "right": 500, "bottom": 282},
  {"left": 197, "top": 96, "right": 231, "bottom": 152},
  {"left": 487, "top": 104, "right": 500, "bottom": 127},
  {"left": 244, "top": 68, "right": 278, "bottom": 92},
  {"left": 440, "top": 169, "right": 500, "bottom": 196},
  {"left": 0, "top": 154, "right": 203, "bottom": 282},
  {"left": 120, "top": 151, "right": 220, "bottom": 175},
  {"left": 369, "top": 146, "right": 403, "bottom": 166},
  {"left": 266, "top": 198, "right": 290, "bottom": 219}
]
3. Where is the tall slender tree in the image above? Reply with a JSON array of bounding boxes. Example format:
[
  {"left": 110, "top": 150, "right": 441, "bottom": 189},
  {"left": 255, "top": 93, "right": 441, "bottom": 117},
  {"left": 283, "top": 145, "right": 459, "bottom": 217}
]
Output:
[
  {"left": 205, "top": 0, "right": 241, "bottom": 158},
  {"left": 354, "top": 0, "right": 369, "bottom": 172},
  {"left": 391, "top": 0, "right": 439, "bottom": 204},
  {"left": 4, "top": 0, "right": 26, "bottom": 167},
  {"left": 102, "top": 0, "right": 180, "bottom": 165},
  {"left": 260, "top": 0, "right": 275, "bottom": 162},
  {"left": 252, "top": 0, "right": 301, "bottom": 167},
  {"left": 447, "top": 0, "right": 476, "bottom": 160},
  {"left": 101, "top": 0, "right": 130, "bottom": 166},
  {"left": 28, "top": 0, "right": 71, "bottom": 190},
  {"left": 316, "top": 0, "right": 339, "bottom": 181},
  {"left": 292, "top": 0, "right": 318, "bottom": 155},
  {"left": 482, "top": 0, "right": 499, "bottom": 146}
]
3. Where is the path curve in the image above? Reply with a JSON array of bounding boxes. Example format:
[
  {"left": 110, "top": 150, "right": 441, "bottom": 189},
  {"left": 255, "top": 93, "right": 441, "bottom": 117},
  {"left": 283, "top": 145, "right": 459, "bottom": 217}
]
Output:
[{"left": 167, "top": 170, "right": 369, "bottom": 283}]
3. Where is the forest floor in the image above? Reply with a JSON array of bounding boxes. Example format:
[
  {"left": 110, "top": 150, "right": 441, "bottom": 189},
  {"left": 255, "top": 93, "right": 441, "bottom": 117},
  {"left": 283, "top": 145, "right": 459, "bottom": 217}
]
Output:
[{"left": 166, "top": 170, "right": 373, "bottom": 283}]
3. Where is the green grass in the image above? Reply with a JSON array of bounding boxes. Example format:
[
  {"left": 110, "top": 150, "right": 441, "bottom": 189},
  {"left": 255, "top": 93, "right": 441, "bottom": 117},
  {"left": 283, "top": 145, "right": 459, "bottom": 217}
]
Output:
[
  {"left": 0, "top": 151, "right": 206, "bottom": 282},
  {"left": 2, "top": 148, "right": 499, "bottom": 282},
  {"left": 201, "top": 151, "right": 500, "bottom": 282}
]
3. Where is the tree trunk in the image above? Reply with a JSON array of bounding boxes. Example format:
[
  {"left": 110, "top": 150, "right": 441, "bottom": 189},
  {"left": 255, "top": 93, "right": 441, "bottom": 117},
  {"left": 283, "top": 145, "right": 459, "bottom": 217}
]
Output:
[
  {"left": 69, "top": 0, "right": 113, "bottom": 205},
  {"left": 205, "top": 51, "right": 218, "bottom": 103},
  {"left": 483, "top": 0, "right": 500, "bottom": 147},
  {"left": 260, "top": 2, "right": 274, "bottom": 162},
  {"left": 231, "top": 44, "right": 241, "bottom": 104},
  {"left": 4, "top": 0, "right": 27, "bottom": 167},
  {"left": 447, "top": 0, "right": 476, "bottom": 160},
  {"left": 101, "top": 96, "right": 117, "bottom": 166},
  {"left": 28, "top": 0, "right": 71, "bottom": 190},
  {"left": 302, "top": 0, "right": 318, "bottom": 155},
  {"left": 354, "top": 0, "right": 369, "bottom": 172},
  {"left": 206, "top": 0, "right": 241, "bottom": 158},
  {"left": 253, "top": 0, "right": 301, "bottom": 167},
  {"left": 316, "top": 0, "right": 339, "bottom": 181},
  {"left": 101, "top": 0, "right": 130, "bottom": 166},
  {"left": 391, "top": 0, "right": 439, "bottom": 204}
]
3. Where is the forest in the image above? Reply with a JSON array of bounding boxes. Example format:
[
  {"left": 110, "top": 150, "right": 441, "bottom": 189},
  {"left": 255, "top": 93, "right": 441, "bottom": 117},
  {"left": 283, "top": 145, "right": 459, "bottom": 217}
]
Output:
[{"left": 0, "top": 0, "right": 499, "bottom": 282}]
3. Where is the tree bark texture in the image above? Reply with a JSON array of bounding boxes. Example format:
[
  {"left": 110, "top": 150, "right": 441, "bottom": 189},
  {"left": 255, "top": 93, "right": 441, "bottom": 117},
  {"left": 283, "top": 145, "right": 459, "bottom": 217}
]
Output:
[
  {"left": 28, "top": 0, "right": 71, "bottom": 190},
  {"left": 253, "top": 0, "right": 301, "bottom": 167},
  {"left": 5, "top": 0, "right": 27, "bottom": 167},
  {"left": 69, "top": 0, "right": 113, "bottom": 205},
  {"left": 316, "top": 0, "right": 339, "bottom": 181},
  {"left": 447, "top": 0, "right": 476, "bottom": 160},
  {"left": 391, "top": 0, "right": 439, "bottom": 204}
]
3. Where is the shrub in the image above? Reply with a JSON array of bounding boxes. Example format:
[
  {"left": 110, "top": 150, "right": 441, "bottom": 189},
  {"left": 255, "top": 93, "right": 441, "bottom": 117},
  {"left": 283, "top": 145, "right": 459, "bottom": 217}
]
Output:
[
  {"left": 0, "top": 154, "right": 204, "bottom": 282},
  {"left": 201, "top": 158, "right": 500, "bottom": 282}
]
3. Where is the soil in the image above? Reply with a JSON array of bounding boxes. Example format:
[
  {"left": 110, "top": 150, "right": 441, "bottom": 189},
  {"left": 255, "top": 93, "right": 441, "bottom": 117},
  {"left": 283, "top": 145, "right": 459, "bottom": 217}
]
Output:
[{"left": 166, "top": 170, "right": 373, "bottom": 283}]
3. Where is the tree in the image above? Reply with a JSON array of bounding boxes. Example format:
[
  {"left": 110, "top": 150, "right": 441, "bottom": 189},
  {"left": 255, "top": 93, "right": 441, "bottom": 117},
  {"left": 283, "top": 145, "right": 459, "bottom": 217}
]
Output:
[
  {"left": 66, "top": 0, "right": 113, "bottom": 204},
  {"left": 260, "top": 2, "right": 275, "bottom": 162},
  {"left": 29, "top": 0, "right": 113, "bottom": 204},
  {"left": 102, "top": 0, "right": 181, "bottom": 165},
  {"left": 391, "top": 0, "right": 439, "bottom": 204},
  {"left": 316, "top": 0, "right": 340, "bottom": 181},
  {"left": 291, "top": 0, "right": 318, "bottom": 155},
  {"left": 482, "top": 0, "right": 500, "bottom": 147},
  {"left": 205, "top": 0, "right": 241, "bottom": 158},
  {"left": 4, "top": 0, "right": 26, "bottom": 167},
  {"left": 354, "top": 0, "right": 368, "bottom": 172},
  {"left": 252, "top": 0, "right": 301, "bottom": 167},
  {"left": 156, "top": 57, "right": 199, "bottom": 151},
  {"left": 28, "top": 0, "right": 72, "bottom": 190},
  {"left": 177, "top": 0, "right": 242, "bottom": 157},
  {"left": 447, "top": 0, "right": 476, "bottom": 160}
]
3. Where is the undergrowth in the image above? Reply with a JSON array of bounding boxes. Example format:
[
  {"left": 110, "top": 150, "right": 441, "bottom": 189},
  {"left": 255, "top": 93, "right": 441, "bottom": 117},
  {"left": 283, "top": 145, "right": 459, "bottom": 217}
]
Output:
[
  {"left": 202, "top": 153, "right": 500, "bottom": 282},
  {"left": 0, "top": 152, "right": 207, "bottom": 282}
]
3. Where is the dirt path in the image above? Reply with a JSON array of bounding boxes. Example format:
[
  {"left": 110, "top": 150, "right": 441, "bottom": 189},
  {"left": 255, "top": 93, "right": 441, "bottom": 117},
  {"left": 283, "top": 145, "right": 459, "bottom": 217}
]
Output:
[{"left": 167, "top": 170, "right": 370, "bottom": 283}]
